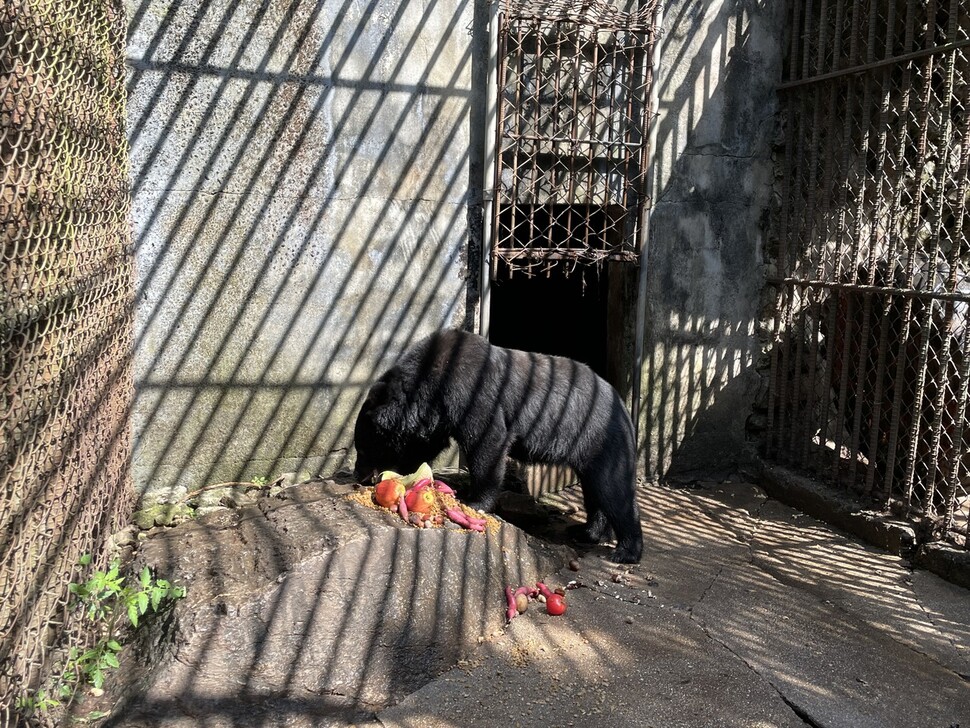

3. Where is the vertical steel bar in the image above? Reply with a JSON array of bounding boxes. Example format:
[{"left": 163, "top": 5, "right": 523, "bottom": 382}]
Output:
[
  {"left": 785, "top": 0, "right": 832, "bottom": 461},
  {"left": 940, "top": 82, "right": 970, "bottom": 530},
  {"left": 923, "top": 4, "right": 966, "bottom": 513},
  {"left": 861, "top": 0, "right": 901, "bottom": 495},
  {"left": 480, "top": 0, "right": 502, "bottom": 336},
  {"left": 497, "top": 17, "right": 529, "bottom": 274},
  {"left": 489, "top": 11, "right": 511, "bottom": 279},
  {"left": 624, "top": 31, "right": 645, "bottom": 254},
  {"left": 530, "top": 20, "right": 547, "bottom": 266},
  {"left": 549, "top": 23, "right": 568, "bottom": 261},
  {"left": 902, "top": 0, "right": 946, "bottom": 507},
  {"left": 565, "top": 21, "right": 583, "bottom": 261},
  {"left": 829, "top": 0, "right": 867, "bottom": 483},
  {"left": 942, "top": 323, "right": 970, "bottom": 532},
  {"left": 882, "top": 0, "right": 925, "bottom": 501},
  {"left": 766, "top": 0, "right": 807, "bottom": 456},
  {"left": 844, "top": 0, "right": 884, "bottom": 488},
  {"left": 798, "top": 0, "right": 848, "bottom": 468},
  {"left": 632, "top": 6, "right": 662, "bottom": 449},
  {"left": 584, "top": 26, "right": 602, "bottom": 255}
]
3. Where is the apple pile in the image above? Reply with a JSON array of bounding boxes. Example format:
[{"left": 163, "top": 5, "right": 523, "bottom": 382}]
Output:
[{"left": 369, "top": 463, "right": 488, "bottom": 532}]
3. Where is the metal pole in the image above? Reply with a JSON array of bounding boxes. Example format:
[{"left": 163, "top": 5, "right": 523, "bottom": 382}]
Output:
[
  {"left": 632, "top": 1, "right": 663, "bottom": 468},
  {"left": 479, "top": 0, "right": 501, "bottom": 338}
]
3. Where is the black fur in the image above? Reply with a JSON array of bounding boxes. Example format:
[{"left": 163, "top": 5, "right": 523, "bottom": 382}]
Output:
[{"left": 353, "top": 329, "right": 643, "bottom": 563}]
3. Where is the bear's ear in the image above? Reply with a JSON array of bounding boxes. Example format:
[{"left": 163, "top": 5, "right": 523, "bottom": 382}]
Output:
[
  {"left": 367, "top": 373, "right": 405, "bottom": 429},
  {"left": 364, "top": 380, "right": 390, "bottom": 408}
]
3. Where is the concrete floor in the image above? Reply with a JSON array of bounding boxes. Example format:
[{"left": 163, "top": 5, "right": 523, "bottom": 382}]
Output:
[{"left": 376, "top": 480, "right": 970, "bottom": 728}]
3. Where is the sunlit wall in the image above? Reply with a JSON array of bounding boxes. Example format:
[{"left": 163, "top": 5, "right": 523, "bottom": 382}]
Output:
[{"left": 126, "top": 0, "right": 481, "bottom": 499}]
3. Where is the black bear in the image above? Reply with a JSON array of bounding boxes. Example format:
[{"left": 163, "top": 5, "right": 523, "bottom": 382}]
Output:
[{"left": 353, "top": 328, "right": 643, "bottom": 563}]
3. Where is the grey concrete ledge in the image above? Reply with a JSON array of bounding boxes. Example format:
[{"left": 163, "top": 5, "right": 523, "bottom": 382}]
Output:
[
  {"left": 756, "top": 459, "right": 970, "bottom": 590},
  {"left": 916, "top": 542, "right": 970, "bottom": 590}
]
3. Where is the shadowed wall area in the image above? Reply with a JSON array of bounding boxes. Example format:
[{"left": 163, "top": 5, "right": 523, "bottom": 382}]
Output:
[
  {"left": 126, "top": 0, "right": 483, "bottom": 501},
  {"left": 639, "top": 0, "right": 784, "bottom": 477}
]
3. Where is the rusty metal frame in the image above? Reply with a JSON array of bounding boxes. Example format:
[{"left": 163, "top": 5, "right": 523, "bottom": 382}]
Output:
[
  {"left": 488, "top": 0, "right": 660, "bottom": 277},
  {"left": 766, "top": 0, "right": 970, "bottom": 549}
]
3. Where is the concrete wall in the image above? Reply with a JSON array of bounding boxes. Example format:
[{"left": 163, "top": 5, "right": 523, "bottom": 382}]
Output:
[
  {"left": 127, "top": 0, "right": 484, "bottom": 501},
  {"left": 126, "top": 0, "right": 784, "bottom": 501},
  {"left": 637, "top": 0, "right": 785, "bottom": 478}
]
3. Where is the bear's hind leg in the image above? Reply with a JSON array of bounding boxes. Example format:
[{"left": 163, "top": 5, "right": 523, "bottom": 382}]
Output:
[
  {"left": 578, "top": 458, "right": 642, "bottom": 563},
  {"left": 566, "top": 486, "right": 611, "bottom": 544},
  {"left": 603, "top": 491, "right": 642, "bottom": 564}
]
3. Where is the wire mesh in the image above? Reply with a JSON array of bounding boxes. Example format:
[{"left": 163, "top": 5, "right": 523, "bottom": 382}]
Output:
[
  {"left": 1, "top": 0, "right": 134, "bottom": 718},
  {"left": 489, "top": 0, "right": 660, "bottom": 276},
  {"left": 767, "top": 0, "right": 970, "bottom": 548}
]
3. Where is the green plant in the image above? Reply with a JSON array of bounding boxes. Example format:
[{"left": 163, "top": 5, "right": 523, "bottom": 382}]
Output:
[
  {"left": 14, "top": 689, "right": 60, "bottom": 718},
  {"left": 15, "top": 557, "right": 185, "bottom": 722},
  {"left": 64, "top": 555, "right": 185, "bottom": 690},
  {"left": 251, "top": 475, "right": 268, "bottom": 487}
]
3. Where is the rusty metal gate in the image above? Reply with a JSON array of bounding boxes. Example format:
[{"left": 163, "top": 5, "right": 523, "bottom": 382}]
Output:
[
  {"left": 1, "top": 0, "right": 135, "bottom": 717},
  {"left": 766, "top": 0, "right": 970, "bottom": 548},
  {"left": 488, "top": 0, "right": 660, "bottom": 276}
]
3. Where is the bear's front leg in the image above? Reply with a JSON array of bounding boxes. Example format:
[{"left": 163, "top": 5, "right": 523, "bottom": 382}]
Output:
[{"left": 461, "top": 423, "right": 510, "bottom": 513}]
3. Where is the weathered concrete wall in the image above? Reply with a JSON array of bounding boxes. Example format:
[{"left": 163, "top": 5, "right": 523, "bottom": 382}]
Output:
[
  {"left": 637, "top": 1, "right": 785, "bottom": 477},
  {"left": 127, "top": 0, "right": 482, "bottom": 501},
  {"left": 126, "top": 0, "right": 784, "bottom": 500}
]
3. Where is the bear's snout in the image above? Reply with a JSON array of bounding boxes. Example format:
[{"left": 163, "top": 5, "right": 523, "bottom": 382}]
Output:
[{"left": 354, "top": 463, "right": 379, "bottom": 484}]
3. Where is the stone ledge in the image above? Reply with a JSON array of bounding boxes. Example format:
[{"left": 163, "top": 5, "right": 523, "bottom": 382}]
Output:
[
  {"left": 756, "top": 460, "right": 970, "bottom": 590},
  {"left": 914, "top": 542, "right": 970, "bottom": 590},
  {"left": 97, "top": 479, "right": 570, "bottom": 726}
]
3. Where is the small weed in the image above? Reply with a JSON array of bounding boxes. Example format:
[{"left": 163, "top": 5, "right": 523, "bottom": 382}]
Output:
[
  {"left": 14, "top": 689, "right": 60, "bottom": 718},
  {"left": 66, "top": 556, "right": 185, "bottom": 689},
  {"left": 251, "top": 475, "right": 268, "bottom": 487},
  {"left": 17, "top": 555, "right": 186, "bottom": 720}
]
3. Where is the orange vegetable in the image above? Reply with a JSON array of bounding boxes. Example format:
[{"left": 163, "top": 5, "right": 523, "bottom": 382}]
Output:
[
  {"left": 404, "top": 484, "right": 436, "bottom": 514},
  {"left": 374, "top": 479, "right": 405, "bottom": 508}
]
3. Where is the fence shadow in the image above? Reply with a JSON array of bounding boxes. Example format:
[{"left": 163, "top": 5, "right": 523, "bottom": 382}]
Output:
[
  {"left": 3, "top": 0, "right": 790, "bottom": 722},
  {"left": 639, "top": 0, "right": 783, "bottom": 478}
]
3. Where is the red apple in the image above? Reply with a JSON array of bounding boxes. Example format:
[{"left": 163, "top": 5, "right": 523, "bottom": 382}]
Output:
[
  {"left": 404, "top": 484, "right": 436, "bottom": 514},
  {"left": 374, "top": 479, "right": 405, "bottom": 508}
]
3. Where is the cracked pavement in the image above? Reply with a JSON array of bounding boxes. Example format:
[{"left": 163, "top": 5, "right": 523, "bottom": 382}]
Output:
[{"left": 375, "top": 481, "right": 970, "bottom": 728}]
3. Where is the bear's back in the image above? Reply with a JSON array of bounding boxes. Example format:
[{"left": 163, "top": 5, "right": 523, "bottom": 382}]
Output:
[{"left": 400, "top": 330, "right": 628, "bottom": 460}]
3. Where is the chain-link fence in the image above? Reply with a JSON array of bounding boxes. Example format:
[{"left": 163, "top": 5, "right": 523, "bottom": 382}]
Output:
[
  {"left": 489, "top": 0, "right": 660, "bottom": 276},
  {"left": 1, "top": 0, "right": 134, "bottom": 719},
  {"left": 766, "top": 0, "right": 970, "bottom": 548}
]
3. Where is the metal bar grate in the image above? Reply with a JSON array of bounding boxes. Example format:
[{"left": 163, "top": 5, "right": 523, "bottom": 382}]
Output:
[
  {"left": 766, "top": 0, "right": 970, "bottom": 548},
  {"left": 490, "top": 0, "right": 660, "bottom": 276}
]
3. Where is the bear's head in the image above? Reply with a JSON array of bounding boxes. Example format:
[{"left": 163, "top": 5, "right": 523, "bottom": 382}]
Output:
[{"left": 352, "top": 371, "right": 447, "bottom": 483}]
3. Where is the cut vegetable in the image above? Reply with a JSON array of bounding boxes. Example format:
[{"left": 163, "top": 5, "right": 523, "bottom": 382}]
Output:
[
  {"left": 374, "top": 479, "right": 406, "bottom": 508},
  {"left": 433, "top": 480, "right": 456, "bottom": 495},
  {"left": 505, "top": 586, "right": 518, "bottom": 623}
]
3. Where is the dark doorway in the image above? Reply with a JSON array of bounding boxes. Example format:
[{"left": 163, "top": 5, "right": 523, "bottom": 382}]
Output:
[
  {"left": 486, "top": 261, "right": 637, "bottom": 496},
  {"left": 489, "top": 265, "right": 611, "bottom": 384}
]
